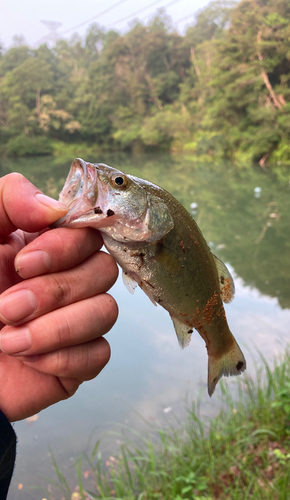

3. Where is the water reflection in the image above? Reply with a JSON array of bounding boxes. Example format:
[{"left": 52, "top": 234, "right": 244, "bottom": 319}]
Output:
[
  {"left": 2, "top": 153, "right": 289, "bottom": 308},
  {"left": 1, "top": 153, "right": 290, "bottom": 499}
]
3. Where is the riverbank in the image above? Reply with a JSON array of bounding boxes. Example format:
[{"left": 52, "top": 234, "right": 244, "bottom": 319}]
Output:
[{"left": 50, "top": 351, "right": 290, "bottom": 500}]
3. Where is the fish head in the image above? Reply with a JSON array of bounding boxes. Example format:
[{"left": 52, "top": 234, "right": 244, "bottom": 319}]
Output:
[{"left": 52, "top": 158, "right": 174, "bottom": 242}]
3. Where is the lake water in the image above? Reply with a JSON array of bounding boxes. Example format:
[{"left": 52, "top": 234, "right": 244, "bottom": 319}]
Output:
[{"left": 1, "top": 153, "right": 290, "bottom": 499}]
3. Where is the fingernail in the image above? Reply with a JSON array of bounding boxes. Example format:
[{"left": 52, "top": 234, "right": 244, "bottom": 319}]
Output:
[
  {"left": 15, "top": 251, "right": 52, "bottom": 278},
  {"left": 35, "top": 193, "right": 68, "bottom": 212},
  {"left": 0, "top": 290, "right": 37, "bottom": 323},
  {"left": 0, "top": 327, "right": 32, "bottom": 354}
]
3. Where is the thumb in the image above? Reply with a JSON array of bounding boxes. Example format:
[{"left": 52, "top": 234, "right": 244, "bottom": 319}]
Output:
[{"left": 0, "top": 173, "right": 68, "bottom": 237}]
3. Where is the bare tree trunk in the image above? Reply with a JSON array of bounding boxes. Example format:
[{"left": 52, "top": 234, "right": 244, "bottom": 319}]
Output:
[
  {"left": 144, "top": 72, "right": 163, "bottom": 110},
  {"left": 163, "top": 56, "right": 170, "bottom": 71},
  {"left": 206, "top": 48, "right": 211, "bottom": 70},
  {"left": 0, "top": 101, "right": 9, "bottom": 128},
  {"left": 190, "top": 47, "right": 201, "bottom": 78},
  {"left": 36, "top": 88, "right": 41, "bottom": 121},
  {"left": 257, "top": 31, "right": 284, "bottom": 110}
]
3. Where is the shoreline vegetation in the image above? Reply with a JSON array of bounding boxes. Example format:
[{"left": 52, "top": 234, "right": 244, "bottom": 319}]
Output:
[
  {"left": 1, "top": 0, "right": 290, "bottom": 167},
  {"left": 49, "top": 351, "right": 290, "bottom": 500}
]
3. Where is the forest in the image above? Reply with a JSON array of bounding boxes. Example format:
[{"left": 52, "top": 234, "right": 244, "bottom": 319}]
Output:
[{"left": 0, "top": 0, "right": 290, "bottom": 165}]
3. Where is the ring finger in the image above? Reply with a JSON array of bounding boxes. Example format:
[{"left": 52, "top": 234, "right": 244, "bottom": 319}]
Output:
[{"left": 0, "top": 292, "right": 118, "bottom": 356}]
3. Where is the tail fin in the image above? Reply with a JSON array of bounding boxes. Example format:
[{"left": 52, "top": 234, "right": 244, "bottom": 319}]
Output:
[{"left": 208, "top": 341, "right": 246, "bottom": 397}]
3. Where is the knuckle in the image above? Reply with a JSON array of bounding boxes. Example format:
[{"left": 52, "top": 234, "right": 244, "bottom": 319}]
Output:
[
  {"left": 98, "top": 251, "right": 119, "bottom": 286},
  {"left": 54, "top": 347, "right": 71, "bottom": 375},
  {"left": 54, "top": 311, "right": 72, "bottom": 346},
  {"left": 82, "top": 338, "right": 110, "bottom": 381},
  {"left": 47, "top": 273, "right": 72, "bottom": 305},
  {"left": 74, "top": 228, "right": 100, "bottom": 258},
  {"left": 7, "top": 172, "right": 25, "bottom": 183},
  {"left": 92, "top": 293, "right": 118, "bottom": 333},
  {"left": 104, "top": 293, "right": 119, "bottom": 324},
  {"left": 60, "top": 378, "right": 81, "bottom": 398}
]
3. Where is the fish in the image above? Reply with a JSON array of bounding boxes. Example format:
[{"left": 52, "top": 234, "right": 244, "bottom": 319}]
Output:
[{"left": 52, "top": 158, "right": 246, "bottom": 396}]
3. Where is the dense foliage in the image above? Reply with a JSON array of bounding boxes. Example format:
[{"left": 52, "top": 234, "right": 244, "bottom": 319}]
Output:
[{"left": 0, "top": 0, "right": 290, "bottom": 164}]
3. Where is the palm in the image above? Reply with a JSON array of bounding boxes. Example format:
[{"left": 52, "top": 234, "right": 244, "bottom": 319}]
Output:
[{"left": 0, "top": 351, "right": 66, "bottom": 421}]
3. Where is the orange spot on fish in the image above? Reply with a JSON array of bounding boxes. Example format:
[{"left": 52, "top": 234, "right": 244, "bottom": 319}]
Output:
[
  {"left": 222, "top": 277, "right": 233, "bottom": 303},
  {"left": 202, "top": 292, "right": 219, "bottom": 323},
  {"left": 179, "top": 240, "right": 185, "bottom": 253}
]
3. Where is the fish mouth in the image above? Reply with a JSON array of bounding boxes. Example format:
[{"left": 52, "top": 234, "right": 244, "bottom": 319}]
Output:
[{"left": 51, "top": 158, "right": 103, "bottom": 229}]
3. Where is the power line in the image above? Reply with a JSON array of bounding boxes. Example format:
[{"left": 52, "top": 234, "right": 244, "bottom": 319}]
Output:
[
  {"left": 175, "top": 12, "right": 195, "bottom": 24},
  {"left": 109, "top": 0, "right": 181, "bottom": 28},
  {"left": 61, "top": 0, "right": 129, "bottom": 35},
  {"left": 61, "top": 0, "right": 181, "bottom": 37}
]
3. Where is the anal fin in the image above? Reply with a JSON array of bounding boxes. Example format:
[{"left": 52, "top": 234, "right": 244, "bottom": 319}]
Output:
[{"left": 170, "top": 315, "right": 193, "bottom": 349}]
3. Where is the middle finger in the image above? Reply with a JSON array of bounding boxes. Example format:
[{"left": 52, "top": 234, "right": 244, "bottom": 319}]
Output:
[
  {"left": 15, "top": 227, "right": 104, "bottom": 279},
  {"left": 0, "top": 251, "right": 118, "bottom": 326}
]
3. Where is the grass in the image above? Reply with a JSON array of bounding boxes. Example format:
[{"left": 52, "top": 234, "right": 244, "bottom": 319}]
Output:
[{"left": 47, "top": 351, "right": 290, "bottom": 500}]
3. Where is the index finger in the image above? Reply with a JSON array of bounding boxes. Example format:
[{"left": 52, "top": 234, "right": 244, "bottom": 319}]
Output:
[{"left": 0, "top": 173, "right": 68, "bottom": 238}]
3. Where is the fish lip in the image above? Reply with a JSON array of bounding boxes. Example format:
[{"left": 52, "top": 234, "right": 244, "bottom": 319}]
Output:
[
  {"left": 50, "top": 207, "right": 92, "bottom": 228},
  {"left": 51, "top": 158, "right": 99, "bottom": 228}
]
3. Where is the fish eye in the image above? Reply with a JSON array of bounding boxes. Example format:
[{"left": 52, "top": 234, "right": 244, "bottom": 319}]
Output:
[
  {"left": 111, "top": 174, "right": 128, "bottom": 189},
  {"left": 115, "top": 176, "right": 124, "bottom": 185}
]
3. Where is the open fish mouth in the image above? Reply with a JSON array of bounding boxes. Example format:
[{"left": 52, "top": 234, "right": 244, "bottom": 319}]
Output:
[{"left": 51, "top": 158, "right": 102, "bottom": 228}]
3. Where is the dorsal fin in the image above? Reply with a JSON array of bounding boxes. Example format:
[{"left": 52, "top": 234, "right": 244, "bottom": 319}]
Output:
[{"left": 212, "top": 254, "right": 235, "bottom": 304}]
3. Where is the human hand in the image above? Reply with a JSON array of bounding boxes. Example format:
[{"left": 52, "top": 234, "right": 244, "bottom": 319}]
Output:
[{"left": 0, "top": 173, "right": 118, "bottom": 422}]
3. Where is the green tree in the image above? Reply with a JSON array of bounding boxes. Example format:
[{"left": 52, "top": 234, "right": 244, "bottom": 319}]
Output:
[
  {"left": 0, "top": 0, "right": 290, "bottom": 161},
  {"left": 186, "top": 0, "right": 237, "bottom": 46},
  {"left": 0, "top": 55, "right": 53, "bottom": 136},
  {"left": 188, "top": 0, "right": 290, "bottom": 164}
]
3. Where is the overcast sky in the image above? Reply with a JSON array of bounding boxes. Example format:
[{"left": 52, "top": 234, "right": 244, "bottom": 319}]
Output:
[{"left": 1, "top": 0, "right": 211, "bottom": 48}]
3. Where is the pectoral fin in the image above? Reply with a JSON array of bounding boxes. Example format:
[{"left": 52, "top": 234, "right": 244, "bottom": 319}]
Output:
[
  {"left": 122, "top": 270, "right": 158, "bottom": 306},
  {"left": 170, "top": 315, "right": 193, "bottom": 349},
  {"left": 213, "top": 254, "right": 235, "bottom": 303}
]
